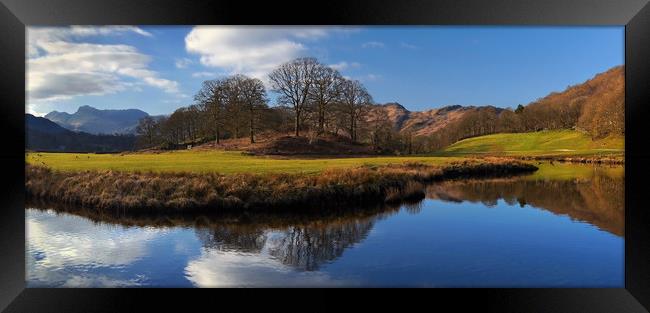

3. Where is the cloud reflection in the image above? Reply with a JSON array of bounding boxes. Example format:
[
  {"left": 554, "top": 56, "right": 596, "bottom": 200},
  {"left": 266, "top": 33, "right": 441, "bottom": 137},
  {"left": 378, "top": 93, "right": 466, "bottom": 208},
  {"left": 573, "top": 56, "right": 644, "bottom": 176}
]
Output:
[
  {"left": 26, "top": 209, "right": 164, "bottom": 287},
  {"left": 185, "top": 245, "right": 356, "bottom": 287}
]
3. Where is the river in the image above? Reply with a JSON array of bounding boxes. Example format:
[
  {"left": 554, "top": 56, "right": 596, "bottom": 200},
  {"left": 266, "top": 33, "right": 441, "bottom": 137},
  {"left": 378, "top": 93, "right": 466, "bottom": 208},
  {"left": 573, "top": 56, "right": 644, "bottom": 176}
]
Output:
[{"left": 26, "top": 162, "right": 624, "bottom": 287}]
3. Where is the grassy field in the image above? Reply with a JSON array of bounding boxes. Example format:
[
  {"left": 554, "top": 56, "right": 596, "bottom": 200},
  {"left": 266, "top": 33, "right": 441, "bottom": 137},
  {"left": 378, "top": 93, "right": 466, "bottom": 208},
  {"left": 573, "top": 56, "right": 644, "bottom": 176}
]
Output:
[
  {"left": 438, "top": 130, "right": 624, "bottom": 157},
  {"left": 26, "top": 150, "right": 465, "bottom": 175},
  {"left": 26, "top": 130, "right": 623, "bottom": 176}
]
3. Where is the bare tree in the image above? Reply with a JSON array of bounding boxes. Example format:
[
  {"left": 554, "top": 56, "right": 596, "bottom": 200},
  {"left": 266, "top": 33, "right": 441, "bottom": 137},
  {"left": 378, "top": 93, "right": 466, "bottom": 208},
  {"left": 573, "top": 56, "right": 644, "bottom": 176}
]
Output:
[
  {"left": 222, "top": 77, "right": 245, "bottom": 139},
  {"left": 309, "top": 64, "right": 343, "bottom": 135},
  {"left": 135, "top": 116, "right": 158, "bottom": 147},
  {"left": 366, "top": 108, "right": 394, "bottom": 152},
  {"left": 185, "top": 104, "right": 201, "bottom": 142},
  {"left": 339, "top": 79, "right": 372, "bottom": 142},
  {"left": 269, "top": 57, "right": 319, "bottom": 137},
  {"left": 195, "top": 79, "right": 226, "bottom": 144},
  {"left": 229, "top": 75, "right": 268, "bottom": 143}
]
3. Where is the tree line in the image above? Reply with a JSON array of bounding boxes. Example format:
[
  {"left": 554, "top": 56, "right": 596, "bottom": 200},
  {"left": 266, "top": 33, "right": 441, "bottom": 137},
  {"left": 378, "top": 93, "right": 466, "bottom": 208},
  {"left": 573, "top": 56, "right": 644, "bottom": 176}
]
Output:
[
  {"left": 136, "top": 57, "right": 376, "bottom": 149},
  {"left": 136, "top": 61, "right": 623, "bottom": 154}
]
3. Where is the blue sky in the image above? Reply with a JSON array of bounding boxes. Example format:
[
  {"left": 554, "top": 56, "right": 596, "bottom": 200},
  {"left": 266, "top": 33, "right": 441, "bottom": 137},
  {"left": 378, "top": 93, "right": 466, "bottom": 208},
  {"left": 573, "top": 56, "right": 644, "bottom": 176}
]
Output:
[{"left": 27, "top": 26, "right": 623, "bottom": 116}]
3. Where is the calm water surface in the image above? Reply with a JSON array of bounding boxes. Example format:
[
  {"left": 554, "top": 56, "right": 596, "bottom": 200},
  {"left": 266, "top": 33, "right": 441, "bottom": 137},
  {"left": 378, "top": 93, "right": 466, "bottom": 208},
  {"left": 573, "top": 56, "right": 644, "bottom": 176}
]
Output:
[{"left": 26, "top": 163, "right": 624, "bottom": 287}]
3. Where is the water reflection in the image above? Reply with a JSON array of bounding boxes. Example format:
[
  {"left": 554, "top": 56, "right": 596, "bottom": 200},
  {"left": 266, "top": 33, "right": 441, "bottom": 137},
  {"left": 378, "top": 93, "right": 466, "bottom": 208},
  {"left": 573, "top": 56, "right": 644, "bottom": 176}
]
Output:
[
  {"left": 184, "top": 211, "right": 391, "bottom": 286},
  {"left": 191, "top": 210, "right": 385, "bottom": 272},
  {"left": 426, "top": 175, "right": 624, "bottom": 236},
  {"left": 196, "top": 227, "right": 267, "bottom": 254},
  {"left": 26, "top": 210, "right": 162, "bottom": 286},
  {"left": 26, "top": 165, "right": 624, "bottom": 287},
  {"left": 266, "top": 220, "right": 374, "bottom": 271}
]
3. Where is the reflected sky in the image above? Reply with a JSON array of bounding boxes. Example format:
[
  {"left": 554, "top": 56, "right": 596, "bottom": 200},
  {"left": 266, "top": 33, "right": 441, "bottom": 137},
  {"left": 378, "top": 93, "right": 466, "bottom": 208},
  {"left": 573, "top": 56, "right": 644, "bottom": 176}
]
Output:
[{"left": 26, "top": 172, "right": 624, "bottom": 287}]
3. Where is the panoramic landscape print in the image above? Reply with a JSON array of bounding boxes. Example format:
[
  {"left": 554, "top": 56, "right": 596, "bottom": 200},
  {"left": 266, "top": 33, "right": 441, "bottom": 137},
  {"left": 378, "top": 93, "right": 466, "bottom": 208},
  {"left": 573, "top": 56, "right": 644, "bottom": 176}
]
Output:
[{"left": 25, "top": 26, "right": 624, "bottom": 287}]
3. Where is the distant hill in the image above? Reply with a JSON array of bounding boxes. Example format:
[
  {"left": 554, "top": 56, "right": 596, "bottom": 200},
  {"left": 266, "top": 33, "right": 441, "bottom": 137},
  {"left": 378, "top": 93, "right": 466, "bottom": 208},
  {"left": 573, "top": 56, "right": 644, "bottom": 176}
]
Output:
[
  {"left": 26, "top": 113, "right": 70, "bottom": 135},
  {"left": 26, "top": 114, "right": 136, "bottom": 152},
  {"left": 45, "top": 105, "right": 149, "bottom": 135},
  {"left": 367, "top": 102, "right": 503, "bottom": 137},
  {"left": 369, "top": 66, "right": 623, "bottom": 143}
]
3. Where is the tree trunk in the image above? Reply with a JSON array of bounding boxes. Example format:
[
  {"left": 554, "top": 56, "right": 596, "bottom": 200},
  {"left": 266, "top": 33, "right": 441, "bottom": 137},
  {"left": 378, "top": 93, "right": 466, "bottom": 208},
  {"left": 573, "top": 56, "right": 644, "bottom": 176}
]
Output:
[
  {"left": 318, "top": 104, "right": 325, "bottom": 135},
  {"left": 295, "top": 111, "right": 300, "bottom": 137},
  {"left": 250, "top": 109, "right": 255, "bottom": 144},
  {"left": 350, "top": 115, "right": 355, "bottom": 142}
]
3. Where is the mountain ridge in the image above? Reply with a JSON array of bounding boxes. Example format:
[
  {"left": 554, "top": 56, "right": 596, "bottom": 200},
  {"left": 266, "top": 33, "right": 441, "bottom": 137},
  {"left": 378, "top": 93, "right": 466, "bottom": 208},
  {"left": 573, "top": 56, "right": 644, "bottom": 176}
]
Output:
[
  {"left": 45, "top": 105, "right": 149, "bottom": 135},
  {"left": 368, "top": 102, "right": 503, "bottom": 137},
  {"left": 26, "top": 113, "right": 137, "bottom": 152}
]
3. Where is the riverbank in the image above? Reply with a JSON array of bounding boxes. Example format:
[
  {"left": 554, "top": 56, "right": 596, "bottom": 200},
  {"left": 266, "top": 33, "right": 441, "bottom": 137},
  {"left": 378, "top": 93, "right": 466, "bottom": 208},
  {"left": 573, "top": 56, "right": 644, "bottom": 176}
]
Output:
[
  {"left": 515, "top": 154, "right": 624, "bottom": 165},
  {"left": 26, "top": 159, "right": 537, "bottom": 214}
]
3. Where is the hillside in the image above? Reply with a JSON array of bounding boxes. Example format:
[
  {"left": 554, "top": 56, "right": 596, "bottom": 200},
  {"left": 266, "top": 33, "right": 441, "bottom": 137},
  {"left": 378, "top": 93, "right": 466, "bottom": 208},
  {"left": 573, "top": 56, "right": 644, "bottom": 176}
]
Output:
[
  {"left": 26, "top": 114, "right": 137, "bottom": 152},
  {"left": 26, "top": 113, "right": 70, "bottom": 134},
  {"left": 421, "top": 65, "right": 624, "bottom": 151},
  {"left": 45, "top": 105, "right": 149, "bottom": 135},
  {"left": 368, "top": 103, "right": 503, "bottom": 137},
  {"left": 518, "top": 65, "right": 624, "bottom": 138},
  {"left": 439, "top": 130, "right": 623, "bottom": 156}
]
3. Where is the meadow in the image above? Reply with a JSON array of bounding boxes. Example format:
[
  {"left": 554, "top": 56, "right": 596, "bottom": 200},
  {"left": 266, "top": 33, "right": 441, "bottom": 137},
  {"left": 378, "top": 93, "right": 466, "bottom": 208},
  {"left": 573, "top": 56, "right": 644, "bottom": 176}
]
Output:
[
  {"left": 438, "top": 130, "right": 624, "bottom": 157},
  {"left": 26, "top": 150, "right": 465, "bottom": 174},
  {"left": 26, "top": 130, "right": 623, "bottom": 176}
]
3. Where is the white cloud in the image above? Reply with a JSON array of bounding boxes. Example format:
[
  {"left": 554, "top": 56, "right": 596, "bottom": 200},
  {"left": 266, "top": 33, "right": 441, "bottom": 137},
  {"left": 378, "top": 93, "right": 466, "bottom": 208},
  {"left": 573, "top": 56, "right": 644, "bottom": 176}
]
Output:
[
  {"left": 28, "top": 72, "right": 126, "bottom": 100},
  {"left": 192, "top": 71, "right": 218, "bottom": 78},
  {"left": 175, "top": 58, "right": 193, "bottom": 69},
  {"left": 185, "top": 26, "right": 338, "bottom": 81},
  {"left": 329, "top": 61, "right": 361, "bottom": 71},
  {"left": 26, "top": 103, "right": 47, "bottom": 117},
  {"left": 400, "top": 42, "right": 418, "bottom": 49},
  {"left": 350, "top": 73, "right": 382, "bottom": 83},
  {"left": 28, "top": 26, "right": 152, "bottom": 58},
  {"left": 362, "top": 41, "right": 385, "bottom": 48},
  {"left": 364, "top": 74, "right": 382, "bottom": 81},
  {"left": 69, "top": 25, "right": 153, "bottom": 38},
  {"left": 27, "top": 26, "right": 178, "bottom": 103}
]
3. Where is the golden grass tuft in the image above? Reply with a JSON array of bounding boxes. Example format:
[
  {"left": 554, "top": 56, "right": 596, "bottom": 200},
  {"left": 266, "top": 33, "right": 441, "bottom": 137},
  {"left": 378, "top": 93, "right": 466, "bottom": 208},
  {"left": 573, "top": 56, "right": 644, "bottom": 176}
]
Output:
[{"left": 25, "top": 159, "right": 537, "bottom": 214}]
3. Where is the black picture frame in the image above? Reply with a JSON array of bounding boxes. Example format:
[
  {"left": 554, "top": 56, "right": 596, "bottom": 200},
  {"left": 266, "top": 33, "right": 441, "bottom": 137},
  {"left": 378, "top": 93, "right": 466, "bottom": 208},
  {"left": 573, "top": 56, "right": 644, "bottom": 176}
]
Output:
[{"left": 1, "top": 0, "right": 649, "bottom": 312}]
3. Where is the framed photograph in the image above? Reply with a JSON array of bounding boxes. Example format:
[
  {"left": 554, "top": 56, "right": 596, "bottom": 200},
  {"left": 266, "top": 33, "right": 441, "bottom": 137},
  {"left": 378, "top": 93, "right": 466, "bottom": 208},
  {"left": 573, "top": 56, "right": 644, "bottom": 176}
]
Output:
[{"left": 1, "top": 0, "right": 649, "bottom": 312}]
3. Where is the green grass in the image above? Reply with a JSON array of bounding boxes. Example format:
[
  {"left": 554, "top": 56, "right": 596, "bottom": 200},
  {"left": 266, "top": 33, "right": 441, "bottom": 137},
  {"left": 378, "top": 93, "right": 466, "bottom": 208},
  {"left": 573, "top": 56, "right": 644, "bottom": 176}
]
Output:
[
  {"left": 437, "top": 130, "right": 624, "bottom": 157},
  {"left": 26, "top": 150, "right": 464, "bottom": 175},
  {"left": 26, "top": 130, "right": 624, "bottom": 178}
]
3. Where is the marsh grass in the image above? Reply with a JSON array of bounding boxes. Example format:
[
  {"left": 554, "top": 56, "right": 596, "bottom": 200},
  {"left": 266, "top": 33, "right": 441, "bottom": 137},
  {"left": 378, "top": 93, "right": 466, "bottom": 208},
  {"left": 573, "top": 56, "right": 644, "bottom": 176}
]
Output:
[{"left": 26, "top": 159, "right": 537, "bottom": 214}]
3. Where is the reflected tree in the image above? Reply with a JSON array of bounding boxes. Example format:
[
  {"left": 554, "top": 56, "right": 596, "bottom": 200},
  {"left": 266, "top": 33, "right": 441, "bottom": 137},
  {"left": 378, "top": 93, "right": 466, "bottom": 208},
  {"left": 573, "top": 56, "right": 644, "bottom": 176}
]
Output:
[
  {"left": 195, "top": 227, "right": 267, "bottom": 253},
  {"left": 426, "top": 173, "right": 624, "bottom": 236},
  {"left": 266, "top": 219, "right": 375, "bottom": 271}
]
